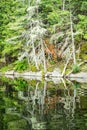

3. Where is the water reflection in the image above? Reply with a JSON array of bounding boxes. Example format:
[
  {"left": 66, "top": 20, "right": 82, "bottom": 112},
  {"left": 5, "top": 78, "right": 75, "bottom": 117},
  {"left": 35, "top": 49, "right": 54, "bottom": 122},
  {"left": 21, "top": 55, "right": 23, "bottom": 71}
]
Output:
[{"left": 0, "top": 77, "right": 87, "bottom": 130}]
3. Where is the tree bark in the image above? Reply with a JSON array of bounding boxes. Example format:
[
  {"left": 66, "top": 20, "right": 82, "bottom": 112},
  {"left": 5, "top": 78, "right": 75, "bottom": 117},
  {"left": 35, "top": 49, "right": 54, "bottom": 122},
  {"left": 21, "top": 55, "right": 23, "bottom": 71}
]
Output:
[{"left": 70, "top": 9, "right": 76, "bottom": 65}]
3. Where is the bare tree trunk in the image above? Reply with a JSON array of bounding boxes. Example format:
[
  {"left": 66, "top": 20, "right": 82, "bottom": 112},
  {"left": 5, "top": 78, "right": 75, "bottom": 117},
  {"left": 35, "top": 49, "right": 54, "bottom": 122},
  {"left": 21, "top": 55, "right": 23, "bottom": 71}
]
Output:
[
  {"left": 63, "top": 0, "right": 65, "bottom": 10},
  {"left": 58, "top": 37, "right": 69, "bottom": 57},
  {"left": 61, "top": 52, "right": 72, "bottom": 76},
  {"left": 32, "top": 43, "right": 39, "bottom": 70},
  {"left": 41, "top": 40, "right": 47, "bottom": 73},
  {"left": 70, "top": 9, "right": 76, "bottom": 65}
]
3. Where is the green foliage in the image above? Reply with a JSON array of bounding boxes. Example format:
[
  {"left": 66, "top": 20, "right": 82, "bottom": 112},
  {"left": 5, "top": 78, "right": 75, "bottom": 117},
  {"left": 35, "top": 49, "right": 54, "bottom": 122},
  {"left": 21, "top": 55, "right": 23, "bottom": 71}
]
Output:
[
  {"left": 39, "top": 0, "right": 62, "bottom": 24},
  {"left": 0, "top": 65, "right": 12, "bottom": 72},
  {"left": 0, "top": 0, "right": 26, "bottom": 63},
  {"left": 14, "top": 59, "right": 28, "bottom": 71},
  {"left": 47, "top": 11, "right": 60, "bottom": 25},
  {"left": 2, "top": 41, "right": 22, "bottom": 59},
  {"left": 49, "top": 60, "right": 57, "bottom": 65},
  {"left": 72, "top": 64, "right": 80, "bottom": 73},
  {"left": 81, "top": 1, "right": 87, "bottom": 12},
  {"left": 76, "top": 14, "right": 87, "bottom": 40},
  {"left": 73, "top": 82, "right": 80, "bottom": 89},
  {"left": 84, "top": 33, "right": 87, "bottom": 40},
  {"left": 47, "top": 10, "right": 69, "bottom": 25},
  {"left": 0, "top": 76, "right": 13, "bottom": 84},
  {"left": 0, "top": 1, "right": 17, "bottom": 39},
  {"left": 14, "top": 79, "right": 28, "bottom": 90}
]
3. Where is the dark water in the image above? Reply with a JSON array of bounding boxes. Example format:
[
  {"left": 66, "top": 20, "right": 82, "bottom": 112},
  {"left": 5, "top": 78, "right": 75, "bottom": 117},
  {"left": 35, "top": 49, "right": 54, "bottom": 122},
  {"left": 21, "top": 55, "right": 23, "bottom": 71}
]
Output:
[{"left": 0, "top": 76, "right": 87, "bottom": 130}]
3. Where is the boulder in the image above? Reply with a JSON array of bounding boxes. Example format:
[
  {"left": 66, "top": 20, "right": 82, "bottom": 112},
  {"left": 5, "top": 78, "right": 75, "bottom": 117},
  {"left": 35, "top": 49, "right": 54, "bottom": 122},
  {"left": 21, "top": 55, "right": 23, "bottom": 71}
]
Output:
[
  {"left": 5, "top": 70, "right": 14, "bottom": 75},
  {"left": 69, "top": 72, "right": 87, "bottom": 78},
  {"left": 68, "top": 72, "right": 87, "bottom": 83},
  {"left": 52, "top": 68, "right": 61, "bottom": 77}
]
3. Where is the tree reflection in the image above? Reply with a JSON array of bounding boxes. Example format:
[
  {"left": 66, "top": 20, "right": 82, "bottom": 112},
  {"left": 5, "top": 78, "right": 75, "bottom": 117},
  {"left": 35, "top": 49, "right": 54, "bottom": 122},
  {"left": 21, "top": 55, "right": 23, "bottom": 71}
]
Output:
[{"left": 0, "top": 77, "right": 87, "bottom": 130}]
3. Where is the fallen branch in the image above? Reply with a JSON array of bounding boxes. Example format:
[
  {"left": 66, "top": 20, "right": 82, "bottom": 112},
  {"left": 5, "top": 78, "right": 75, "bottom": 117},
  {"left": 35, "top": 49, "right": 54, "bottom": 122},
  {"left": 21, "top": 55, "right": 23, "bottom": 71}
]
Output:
[
  {"left": 58, "top": 37, "right": 70, "bottom": 56},
  {"left": 61, "top": 52, "right": 72, "bottom": 77},
  {"left": 66, "top": 60, "right": 87, "bottom": 77}
]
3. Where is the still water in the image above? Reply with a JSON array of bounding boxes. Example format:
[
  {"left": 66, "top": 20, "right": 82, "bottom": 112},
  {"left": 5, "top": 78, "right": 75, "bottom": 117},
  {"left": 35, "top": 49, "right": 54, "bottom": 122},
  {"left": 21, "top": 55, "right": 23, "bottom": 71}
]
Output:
[{"left": 0, "top": 76, "right": 87, "bottom": 130}]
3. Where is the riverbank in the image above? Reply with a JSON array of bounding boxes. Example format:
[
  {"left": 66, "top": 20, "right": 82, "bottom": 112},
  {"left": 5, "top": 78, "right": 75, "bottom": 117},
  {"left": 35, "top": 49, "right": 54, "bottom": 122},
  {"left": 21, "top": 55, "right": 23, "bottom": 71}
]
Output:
[{"left": 0, "top": 69, "right": 87, "bottom": 82}]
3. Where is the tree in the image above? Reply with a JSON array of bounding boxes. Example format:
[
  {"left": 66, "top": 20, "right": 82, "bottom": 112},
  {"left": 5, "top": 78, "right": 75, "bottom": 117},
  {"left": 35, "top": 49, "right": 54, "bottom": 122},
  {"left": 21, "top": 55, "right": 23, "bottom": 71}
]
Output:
[
  {"left": 19, "top": 0, "right": 47, "bottom": 72},
  {"left": 0, "top": 0, "right": 27, "bottom": 64},
  {"left": 0, "top": 0, "right": 87, "bottom": 74}
]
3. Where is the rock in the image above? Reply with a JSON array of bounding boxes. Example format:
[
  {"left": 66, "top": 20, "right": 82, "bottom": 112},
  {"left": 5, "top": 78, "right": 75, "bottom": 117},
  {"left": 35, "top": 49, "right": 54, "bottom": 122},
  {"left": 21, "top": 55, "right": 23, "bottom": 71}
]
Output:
[
  {"left": 69, "top": 72, "right": 87, "bottom": 78},
  {"left": 51, "top": 77, "right": 61, "bottom": 84},
  {"left": 21, "top": 71, "right": 42, "bottom": 77},
  {"left": 68, "top": 72, "right": 87, "bottom": 83},
  {"left": 5, "top": 75, "right": 14, "bottom": 79},
  {"left": 14, "top": 72, "right": 21, "bottom": 77},
  {"left": 69, "top": 77, "right": 87, "bottom": 83},
  {"left": 45, "top": 68, "right": 61, "bottom": 78},
  {"left": 52, "top": 68, "right": 61, "bottom": 77},
  {"left": 5, "top": 70, "right": 14, "bottom": 75},
  {"left": 21, "top": 75, "right": 42, "bottom": 80},
  {"left": 45, "top": 72, "right": 52, "bottom": 77}
]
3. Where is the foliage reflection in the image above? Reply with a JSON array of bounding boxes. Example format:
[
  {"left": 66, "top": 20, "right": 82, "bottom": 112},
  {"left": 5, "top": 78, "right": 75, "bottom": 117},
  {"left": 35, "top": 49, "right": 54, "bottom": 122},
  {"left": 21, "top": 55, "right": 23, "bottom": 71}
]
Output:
[{"left": 0, "top": 77, "right": 87, "bottom": 130}]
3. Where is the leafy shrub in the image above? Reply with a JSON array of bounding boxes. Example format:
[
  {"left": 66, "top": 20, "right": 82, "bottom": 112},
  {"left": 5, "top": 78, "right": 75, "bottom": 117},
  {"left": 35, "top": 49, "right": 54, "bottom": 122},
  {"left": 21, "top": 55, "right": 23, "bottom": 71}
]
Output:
[
  {"left": 14, "top": 59, "right": 28, "bottom": 71},
  {"left": 47, "top": 10, "right": 69, "bottom": 25},
  {"left": 72, "top": 64, "right": 80, "bottom": 73},
  {"left": 47, "top": 11, "right": 60, "bottom": 25},
  {"left": 14, "top": 79, "right": 28, "bottom": 90},
  {"left": 0, "top": 64, "right": 13, "bottom": 72},
  {"left": 76, "top": 14, "right": 87, "bottom": 40},
  {"left": 73, "top": 82, "right": 80, "bottom": 89}
]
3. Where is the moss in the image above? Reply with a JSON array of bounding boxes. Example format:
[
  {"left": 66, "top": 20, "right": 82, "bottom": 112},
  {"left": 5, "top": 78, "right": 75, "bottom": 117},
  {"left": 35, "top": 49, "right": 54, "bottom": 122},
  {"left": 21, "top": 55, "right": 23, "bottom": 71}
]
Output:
[
  {"left": 79, "top": 64, "right": 87, "bottom": 72},
  {"left": 80, "top": 42, "right": 87, "bottom": 60},
  {"left": 31, "top": 66, "right": 37, "bottom": 72}
]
